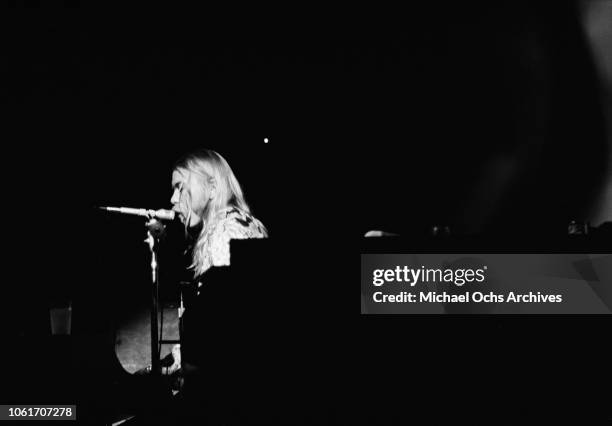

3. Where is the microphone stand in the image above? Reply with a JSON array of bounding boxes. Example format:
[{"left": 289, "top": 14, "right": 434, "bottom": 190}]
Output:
[{"left": 144, "top": 218, "right": 166, "bottom": 377}]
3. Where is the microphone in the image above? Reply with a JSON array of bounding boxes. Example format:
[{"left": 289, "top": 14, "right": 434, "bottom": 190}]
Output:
[{"left": 98, "top": 206, "right": 176, "bottom": 221}]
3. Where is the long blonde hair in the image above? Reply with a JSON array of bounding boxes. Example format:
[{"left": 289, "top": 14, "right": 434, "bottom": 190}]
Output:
[{"left": 173, "top": 149, "right": 254, "bottom": 274}]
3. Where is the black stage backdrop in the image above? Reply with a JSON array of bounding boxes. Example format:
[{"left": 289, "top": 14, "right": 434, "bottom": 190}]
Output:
[{"left": 2, "top": 3, "right": 611, "bottom": 423}]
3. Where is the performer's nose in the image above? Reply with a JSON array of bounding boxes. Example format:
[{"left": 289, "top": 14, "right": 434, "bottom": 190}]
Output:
[{"left": 170, "top": 188, "right": 179, "bottom": 205}]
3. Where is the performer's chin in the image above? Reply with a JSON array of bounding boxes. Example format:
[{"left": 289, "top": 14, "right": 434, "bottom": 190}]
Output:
[{"left": 174, "top": 211, "right": 185, "bottom": 224}]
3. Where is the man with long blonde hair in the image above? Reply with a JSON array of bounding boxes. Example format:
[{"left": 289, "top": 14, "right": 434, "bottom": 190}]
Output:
[
  {"left": 163, "top": 149, "right": 268, "bottom": 387},
  {"left": 170, "top": 149, "right": 268, "bottom": 277}
]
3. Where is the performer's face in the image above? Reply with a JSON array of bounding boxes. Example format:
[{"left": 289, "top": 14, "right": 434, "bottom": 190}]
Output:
[{"left": 170, "top": 168, "right": 211, "bottom": 227}]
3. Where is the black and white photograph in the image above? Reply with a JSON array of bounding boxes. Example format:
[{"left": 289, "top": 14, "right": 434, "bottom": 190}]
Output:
[{"left": 3, "top": 2, "right": 611, "bottom": 424}]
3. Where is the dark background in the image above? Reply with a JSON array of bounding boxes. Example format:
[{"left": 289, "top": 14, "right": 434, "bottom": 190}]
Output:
[
  {"left": 2, "top": 2, "right": 611, "bottom": 423},
  {"left": 3, "top": 3, "right": 609, "bottom": 240}
]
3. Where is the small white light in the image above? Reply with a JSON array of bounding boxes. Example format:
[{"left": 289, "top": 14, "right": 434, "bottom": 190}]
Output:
[{"left": 264, "top": 138, "right": 269, "bottom": 143}]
